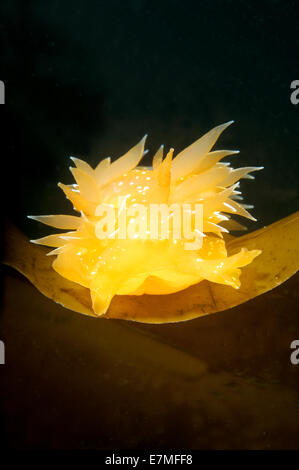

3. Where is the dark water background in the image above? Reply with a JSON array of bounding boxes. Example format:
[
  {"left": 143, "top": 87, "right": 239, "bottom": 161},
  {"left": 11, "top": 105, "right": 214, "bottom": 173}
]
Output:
[
  {"left": 0, "top": 0, "right": 298, "bottom": 234},
  {"left": 0, "top": 0, "right": 298, "bottom": 450}
]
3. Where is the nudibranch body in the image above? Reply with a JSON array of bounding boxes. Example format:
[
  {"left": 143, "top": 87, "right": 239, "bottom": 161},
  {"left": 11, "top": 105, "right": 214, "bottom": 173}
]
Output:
[{"left": 29, "top": 121, "right": 262, "bottom": 316}]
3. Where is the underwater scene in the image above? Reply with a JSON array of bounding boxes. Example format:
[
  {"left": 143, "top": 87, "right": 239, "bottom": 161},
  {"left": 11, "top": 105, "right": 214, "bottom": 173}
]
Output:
[{"left": 0, "top": 0, "right": 299, "bottom": 453}]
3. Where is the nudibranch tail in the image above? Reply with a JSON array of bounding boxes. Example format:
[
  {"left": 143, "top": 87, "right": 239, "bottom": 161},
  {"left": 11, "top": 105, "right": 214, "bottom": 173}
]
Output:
[{"left": 29, "top": 122, "right": 262, "bottom": 316}]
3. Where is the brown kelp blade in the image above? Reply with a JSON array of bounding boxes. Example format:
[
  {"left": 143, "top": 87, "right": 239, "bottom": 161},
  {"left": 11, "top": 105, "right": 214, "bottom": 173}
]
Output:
[
  {"left": 3, "top": 221, "right": 95, "bottom": 317},
  {"left": 3, "top": 212, "right": 299, "bottom": 323}
]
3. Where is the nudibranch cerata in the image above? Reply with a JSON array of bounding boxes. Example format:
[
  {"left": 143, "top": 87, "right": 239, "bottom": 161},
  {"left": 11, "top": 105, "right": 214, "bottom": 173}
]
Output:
[{"left": 29, "top": 121, "right": 262, "bottom": 316}]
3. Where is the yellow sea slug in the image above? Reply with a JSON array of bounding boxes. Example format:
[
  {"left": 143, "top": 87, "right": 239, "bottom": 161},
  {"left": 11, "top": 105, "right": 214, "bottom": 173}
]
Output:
[{"left": 29, "top": 121, "right": 262, "bottom": 316}]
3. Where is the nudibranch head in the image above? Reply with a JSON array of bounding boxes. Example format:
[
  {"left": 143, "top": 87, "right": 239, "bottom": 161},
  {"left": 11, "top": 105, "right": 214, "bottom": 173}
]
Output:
[{"left": 29, "top": 121, "right": 262, "bottom": 316}]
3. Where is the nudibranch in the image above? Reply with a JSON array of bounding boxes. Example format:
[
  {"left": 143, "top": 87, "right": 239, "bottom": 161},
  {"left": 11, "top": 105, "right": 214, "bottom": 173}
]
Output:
[{"left": 29, "top": 121, "right": 262, "bottom": 316}]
